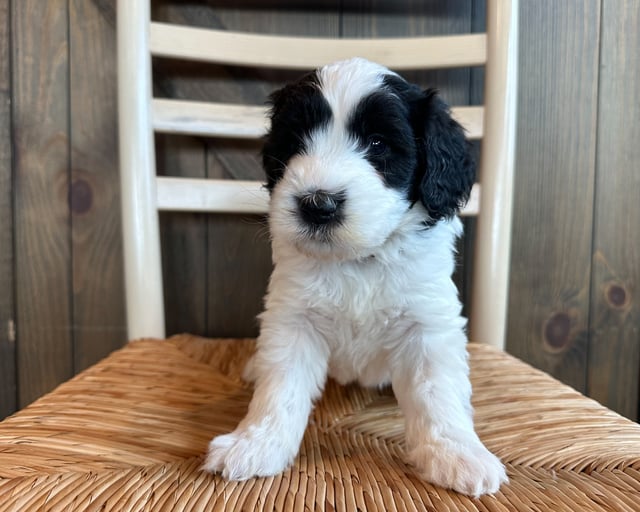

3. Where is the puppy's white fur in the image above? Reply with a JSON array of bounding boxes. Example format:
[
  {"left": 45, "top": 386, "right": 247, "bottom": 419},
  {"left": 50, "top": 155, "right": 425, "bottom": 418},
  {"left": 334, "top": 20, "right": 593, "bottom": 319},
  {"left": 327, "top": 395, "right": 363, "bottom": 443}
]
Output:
[{"left": 203, "top": 58, "right": 507, "bottom": 497}]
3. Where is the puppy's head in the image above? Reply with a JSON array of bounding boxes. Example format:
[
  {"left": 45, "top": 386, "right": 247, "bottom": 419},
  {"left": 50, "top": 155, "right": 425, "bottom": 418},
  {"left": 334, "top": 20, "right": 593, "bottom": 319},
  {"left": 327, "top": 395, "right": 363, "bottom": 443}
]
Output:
[{"left": 262, "top": 58, "right": 474, "bottom": 260}]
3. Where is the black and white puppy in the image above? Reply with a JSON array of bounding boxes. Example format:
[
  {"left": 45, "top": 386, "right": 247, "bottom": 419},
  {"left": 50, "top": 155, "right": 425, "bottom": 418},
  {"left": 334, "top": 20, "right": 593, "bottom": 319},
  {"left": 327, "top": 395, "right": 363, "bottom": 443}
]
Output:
[{"left": 203, "top": 58, "right": 507, "bottom": 497}]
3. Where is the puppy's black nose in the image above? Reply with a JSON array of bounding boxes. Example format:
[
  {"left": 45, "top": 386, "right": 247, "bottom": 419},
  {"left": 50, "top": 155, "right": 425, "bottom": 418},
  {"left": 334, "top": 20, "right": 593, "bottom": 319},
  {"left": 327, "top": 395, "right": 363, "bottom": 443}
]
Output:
[{"left": 298, "top": 190, "right": 344, "bottom": 225}]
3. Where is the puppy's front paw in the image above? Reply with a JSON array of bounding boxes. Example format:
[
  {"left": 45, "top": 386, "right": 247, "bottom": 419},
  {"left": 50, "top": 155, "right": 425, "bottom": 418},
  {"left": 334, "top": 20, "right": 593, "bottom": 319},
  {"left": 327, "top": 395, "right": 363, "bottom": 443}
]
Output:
[
  {"left": 409, "top": 439, "right": 507, "bottom": 497},
  {"left": 202, "top": 427, "right": 296, "bottom": 480}
]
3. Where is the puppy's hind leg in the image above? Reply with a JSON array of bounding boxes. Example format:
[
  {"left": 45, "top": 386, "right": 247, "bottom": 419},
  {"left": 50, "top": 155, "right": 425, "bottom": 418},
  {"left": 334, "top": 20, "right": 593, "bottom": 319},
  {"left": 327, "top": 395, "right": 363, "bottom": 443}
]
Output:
[
  {"left": 391, "top": 327, "right": 507, "bottom": 497},
  {"left": 203, "top": 318, "right": 329, "bottom": 480}
]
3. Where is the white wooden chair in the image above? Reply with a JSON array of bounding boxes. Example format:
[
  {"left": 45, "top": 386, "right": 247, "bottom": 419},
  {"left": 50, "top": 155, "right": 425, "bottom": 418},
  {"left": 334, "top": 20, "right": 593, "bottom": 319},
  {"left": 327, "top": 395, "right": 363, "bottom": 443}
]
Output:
[
  {"left": 118, "top": 0, "right": 517, "bottom": 349},
  {"left": 2, "top": 2, "right": 640, "bottom": 510}
]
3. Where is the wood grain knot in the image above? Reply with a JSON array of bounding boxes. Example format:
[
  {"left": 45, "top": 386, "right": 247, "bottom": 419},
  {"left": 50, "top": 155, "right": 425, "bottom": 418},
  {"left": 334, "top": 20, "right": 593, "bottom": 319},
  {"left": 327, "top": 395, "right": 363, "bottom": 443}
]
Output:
[
  {"left": 543, "top": 312, "right": 572, "bottom": 351},
  {"left": 605, "top": 283, "right": 629, "bottom": 309},
  {"left": 70, "top": 178, "right": 93, "bottom": 214}
]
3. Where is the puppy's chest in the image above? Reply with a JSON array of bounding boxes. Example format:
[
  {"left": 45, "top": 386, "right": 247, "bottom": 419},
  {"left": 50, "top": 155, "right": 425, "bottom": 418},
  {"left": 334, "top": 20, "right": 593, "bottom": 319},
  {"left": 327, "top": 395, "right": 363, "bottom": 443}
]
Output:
[
  {"left": 307, "top": 261, "right": 413, "bottom": 386},
  {"left": 311, "top": 259, "right": 408, "bottom": 322}
]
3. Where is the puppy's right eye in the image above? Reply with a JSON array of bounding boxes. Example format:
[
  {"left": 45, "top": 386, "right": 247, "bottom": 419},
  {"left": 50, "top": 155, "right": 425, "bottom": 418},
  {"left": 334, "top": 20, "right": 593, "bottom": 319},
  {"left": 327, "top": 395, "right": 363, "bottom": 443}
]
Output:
[{"left": 367, "top": 135, "right": 388, "bottom": 157}]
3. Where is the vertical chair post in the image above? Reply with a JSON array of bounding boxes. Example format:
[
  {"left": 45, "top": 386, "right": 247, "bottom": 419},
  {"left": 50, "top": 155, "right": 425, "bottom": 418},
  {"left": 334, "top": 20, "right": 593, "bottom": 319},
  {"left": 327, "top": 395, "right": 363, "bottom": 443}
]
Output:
[
  {"left": 469, "top": 0, "right": 519, "bottom": 349},
  {"left": 117, "top": 0, "right": 166, "bottom": 339}
]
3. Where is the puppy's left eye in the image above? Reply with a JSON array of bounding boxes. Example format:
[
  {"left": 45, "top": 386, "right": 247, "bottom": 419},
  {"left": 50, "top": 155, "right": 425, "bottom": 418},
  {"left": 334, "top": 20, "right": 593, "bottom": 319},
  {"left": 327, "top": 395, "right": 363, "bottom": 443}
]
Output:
[{"left": 367, "top": 135, "right": 387, "bottom": 156}]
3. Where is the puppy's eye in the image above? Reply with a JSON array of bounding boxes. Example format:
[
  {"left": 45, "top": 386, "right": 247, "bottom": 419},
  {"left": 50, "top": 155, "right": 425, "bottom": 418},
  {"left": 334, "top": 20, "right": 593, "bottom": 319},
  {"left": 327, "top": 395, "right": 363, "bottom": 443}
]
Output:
[{"left": 367, "top": 135, "right": 387, "bottom": 156}]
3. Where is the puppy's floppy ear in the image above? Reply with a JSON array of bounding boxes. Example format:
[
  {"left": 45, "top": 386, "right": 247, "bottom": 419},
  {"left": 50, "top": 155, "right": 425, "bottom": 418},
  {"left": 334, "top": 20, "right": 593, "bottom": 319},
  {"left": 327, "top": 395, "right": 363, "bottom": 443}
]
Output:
[
  {"left": 262, "top": 72, "right": 330, "bottom": 192},
  {"left": 265, "top": 71, "right": 320, "bottom": 122},
  {"left": 265, "top": 82, "right": 293, "bottom": 119},
  {"left": 262, "top": 82, "right": 306, "bottom": 191},
  {"left": 412, "top": 89, "right": 475, "bottom": 223}
]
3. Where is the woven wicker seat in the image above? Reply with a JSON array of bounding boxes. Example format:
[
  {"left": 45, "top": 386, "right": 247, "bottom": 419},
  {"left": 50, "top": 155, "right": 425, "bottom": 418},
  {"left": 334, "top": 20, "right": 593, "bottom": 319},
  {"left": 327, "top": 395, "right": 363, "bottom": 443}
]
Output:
[{"left": 1, "top": 334, "right": 639, "bottom": 511}]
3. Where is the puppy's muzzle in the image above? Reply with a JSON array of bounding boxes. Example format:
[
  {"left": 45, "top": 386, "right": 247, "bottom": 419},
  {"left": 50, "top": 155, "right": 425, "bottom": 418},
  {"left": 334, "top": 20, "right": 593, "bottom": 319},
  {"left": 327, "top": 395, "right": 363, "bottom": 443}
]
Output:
[{"left": 297, "top": 190, "right": 345, "bottom": 226}]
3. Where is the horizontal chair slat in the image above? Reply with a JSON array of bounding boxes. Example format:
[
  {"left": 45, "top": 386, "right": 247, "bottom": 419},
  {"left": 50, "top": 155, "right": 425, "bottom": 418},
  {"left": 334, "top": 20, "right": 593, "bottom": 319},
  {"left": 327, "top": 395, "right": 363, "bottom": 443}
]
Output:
[
  {"left": 149, "top": 22, "right": 487, "bottom": 70},
  {"left": 157, "top": 177, "right": 269, "bottom": 213},
  {"left": 152, "top": 100, "right": 267, "bottom": 139},
  {"left": 452, "top": 106, "right": 484, "bottom": 139},
  {"left": 152, "top": 99, "right": 484, "bottom": 140},
  {"left": 156, "top": 177, "right": 480, "bottom": 216}
]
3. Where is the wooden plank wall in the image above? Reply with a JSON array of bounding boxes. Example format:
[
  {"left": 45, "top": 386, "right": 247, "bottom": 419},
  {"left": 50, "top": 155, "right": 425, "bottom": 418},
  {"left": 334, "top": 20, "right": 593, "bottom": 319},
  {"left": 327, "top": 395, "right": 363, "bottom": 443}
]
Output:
[
  {"left": 0, "top": 0, "right": 15, "bottom": 416},
  {"left": 2, "top": 0, "right": 639, "bottom": 423},
  {"left": 13, "top": 0, "right": 75, "bottom": 408},
  {"left": 69, "top": 0, "right": 125, "bottom": 372},
  {"left": 506, "top": 2, "right": 601, "bottom": 391},
  {"left": 506, "top": 0, "right": 639, "bottom": 422},
  {"left": 586, "top": 0, "right": 640, "bottom": 420}
]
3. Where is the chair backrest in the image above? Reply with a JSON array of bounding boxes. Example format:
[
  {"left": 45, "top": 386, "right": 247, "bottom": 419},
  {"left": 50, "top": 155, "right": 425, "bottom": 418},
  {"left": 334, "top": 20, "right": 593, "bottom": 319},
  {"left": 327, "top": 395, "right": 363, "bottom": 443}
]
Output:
[{"left": 117, "top": 1, "right": 518, "bottom": 349}]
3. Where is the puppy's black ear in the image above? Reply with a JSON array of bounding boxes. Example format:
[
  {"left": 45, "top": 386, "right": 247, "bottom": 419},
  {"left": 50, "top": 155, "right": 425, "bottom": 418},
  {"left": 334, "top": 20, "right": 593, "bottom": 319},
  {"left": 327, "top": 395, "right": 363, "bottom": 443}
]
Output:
[
  {"left": 261, "top": 85, "right": 289, "bottom": 191},
  {"left": 412, "top": 89, "right": 475, "bottom": 223},
  {"left": 265, "top": 82, "right": 294, "bottom": 120},
  {"left": 262, "top": 72, "right": 330, "bottom": 192}
]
